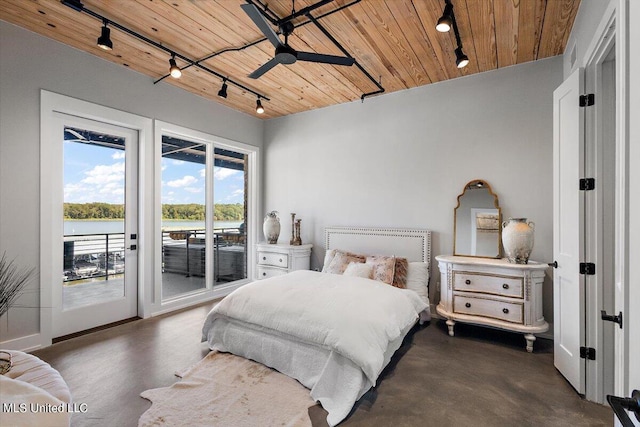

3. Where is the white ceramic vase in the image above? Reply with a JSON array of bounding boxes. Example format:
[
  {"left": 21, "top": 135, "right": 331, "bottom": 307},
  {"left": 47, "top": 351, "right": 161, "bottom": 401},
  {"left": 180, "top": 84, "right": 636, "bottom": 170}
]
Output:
[
  {"left": 502, "top": 218, "right": 535, "bottom": 264},
  {"left": 263, "top": 211, "right": 280, "bottom": 244}
]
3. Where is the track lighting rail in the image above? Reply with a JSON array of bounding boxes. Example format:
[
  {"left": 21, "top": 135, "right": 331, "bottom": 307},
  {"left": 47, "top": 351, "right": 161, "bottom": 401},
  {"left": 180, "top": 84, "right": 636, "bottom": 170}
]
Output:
[
  {"left": 60, "top": 0, "right": 269, "bottom": 103},
  {"left": 154, "top": 0, "right": 363, "bottom": 85}
]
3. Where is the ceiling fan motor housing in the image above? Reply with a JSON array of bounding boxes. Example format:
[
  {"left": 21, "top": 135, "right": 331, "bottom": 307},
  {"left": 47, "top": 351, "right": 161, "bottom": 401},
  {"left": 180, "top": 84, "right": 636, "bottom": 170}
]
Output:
[{"left": 276, "top": 44, "right": 297, "bottom": 64}]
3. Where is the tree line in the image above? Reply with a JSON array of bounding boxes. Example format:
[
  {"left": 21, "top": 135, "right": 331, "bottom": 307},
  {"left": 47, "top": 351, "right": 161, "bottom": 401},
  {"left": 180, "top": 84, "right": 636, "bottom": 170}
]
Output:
[{"left": 64, "top": 203, "right": 244, "bottom": 221}]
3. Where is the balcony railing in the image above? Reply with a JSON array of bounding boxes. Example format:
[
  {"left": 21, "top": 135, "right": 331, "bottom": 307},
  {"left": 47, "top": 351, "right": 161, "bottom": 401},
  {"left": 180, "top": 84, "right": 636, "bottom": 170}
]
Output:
[
  {"left": 63, "top": 233, "right": 125, "bottom": 282},
  {"left": 63, "top": 227, "right": 246, "bottom": 283},
  {"left": 161, "top": 227, "right": 246, "bottom": 281}
]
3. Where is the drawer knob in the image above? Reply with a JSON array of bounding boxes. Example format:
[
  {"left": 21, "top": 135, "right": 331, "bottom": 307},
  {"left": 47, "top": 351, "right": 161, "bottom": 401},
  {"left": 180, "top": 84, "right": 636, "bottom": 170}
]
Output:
[
  {"left": 263, "top": 256, "right": 266, "bottom": 260},
  {"left": 279, "top": 258, "right": 283, "bottom": 263},
  {"left": 262, "top": 272, "right": 266, "bottom": 276},
  {"left": 502, "top": 283, "right": 509, "bottom": 289},
  {"left": 503, "top": 308, "right": 509, "bottom": 314},
  {"left": 465, "top": 302, "right": 471, "bottom": 308},
  {"left": 465, "top": 279, "right": 471, "bottom": 285}
]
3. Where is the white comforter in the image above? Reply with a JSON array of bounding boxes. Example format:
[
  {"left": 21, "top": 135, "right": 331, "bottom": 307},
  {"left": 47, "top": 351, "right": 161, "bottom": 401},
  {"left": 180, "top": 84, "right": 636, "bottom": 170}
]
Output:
[{"left": 202, "top": 270, "right": 427, "bottom": 423}]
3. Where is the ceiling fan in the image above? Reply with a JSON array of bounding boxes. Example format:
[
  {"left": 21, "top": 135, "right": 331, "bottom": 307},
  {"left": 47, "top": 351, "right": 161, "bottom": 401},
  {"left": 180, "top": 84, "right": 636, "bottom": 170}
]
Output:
[{"left": 241, "top": 3, "right": 355, "bottom": 79}]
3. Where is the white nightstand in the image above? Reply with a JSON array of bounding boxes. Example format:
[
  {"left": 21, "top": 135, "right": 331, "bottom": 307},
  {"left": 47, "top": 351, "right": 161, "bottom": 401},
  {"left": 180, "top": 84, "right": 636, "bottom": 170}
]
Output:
[
  {"left": 256, "top": 243, "right": 313, "bottom": 280},
  {"left": 435, "top": 255, "right": 549, "bottom": 352}
]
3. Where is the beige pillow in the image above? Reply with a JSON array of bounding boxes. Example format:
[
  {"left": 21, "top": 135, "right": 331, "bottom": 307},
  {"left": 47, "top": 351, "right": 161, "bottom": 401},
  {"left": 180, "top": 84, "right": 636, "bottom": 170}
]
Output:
[
  {"left": 325, "top": 250, "right": 366, "bottom": 274},
  {"left": 365, "top": 255, "right": 396, "bottom": 285},
  {"left": 343, "top": 262, "right": 374, "bottom": 279}
]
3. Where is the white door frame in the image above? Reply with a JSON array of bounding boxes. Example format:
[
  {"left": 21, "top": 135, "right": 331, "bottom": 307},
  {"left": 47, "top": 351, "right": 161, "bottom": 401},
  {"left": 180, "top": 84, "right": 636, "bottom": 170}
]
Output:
[
  {"left": 578, "top": 0, "right": 631, "bottom": 408},
  {"left": 40, "top": 90, "right": 153, "bottom": 347},
  {"left": 582, "top": 5, "right": 617, "bottom": 403}
]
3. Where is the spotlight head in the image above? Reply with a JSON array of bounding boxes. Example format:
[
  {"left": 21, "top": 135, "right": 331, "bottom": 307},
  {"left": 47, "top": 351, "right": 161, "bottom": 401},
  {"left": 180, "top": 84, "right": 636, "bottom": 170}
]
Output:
[
  {"left": 97, "top": 25, "right": 113, "bottom": 50},
  {"left": 256, "top": 98, "right": 264, "bottom": 115},
  {"left": 436, "top": 3, "right": 453, "bottom": 32},
  {"left": 169, "top": 56, "right": 181, "bottom": 78},
  {"left": 217, "top": 81, "right": 228, "bottom": 99},
  {"left": 455, "top": 46, "right": 469, "bottom": 68}
]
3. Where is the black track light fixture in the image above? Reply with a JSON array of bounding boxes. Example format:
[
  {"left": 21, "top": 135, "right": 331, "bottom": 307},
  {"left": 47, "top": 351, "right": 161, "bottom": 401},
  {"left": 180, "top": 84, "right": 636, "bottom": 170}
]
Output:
[
  {"left": 169, "top": 54, "right": 181, "bottom": 79},
  {"left": 436, "top": 2, "right": 453, "bottom": 33},
  {"left": 97, "top": 20, "right": 113, "bottom": 51},
  {"left": 217, "top": 79, "right": 228, "bottom": 99},
  {"left": 436, "top": 0, "right": 471, "bottom": 69},
  {"left": 455, "top": 46, "right": 469, "bottom": 68},
  {"left": 62, "top": 0, "right": 271, "bottom": 110},
  {"left": 256, "top": 97, "right": 265, "bottom": 115}
]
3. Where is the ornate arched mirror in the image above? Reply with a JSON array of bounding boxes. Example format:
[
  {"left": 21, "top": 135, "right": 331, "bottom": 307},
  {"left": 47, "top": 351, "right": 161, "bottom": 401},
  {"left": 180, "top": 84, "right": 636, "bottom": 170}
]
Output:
[{"left": 453, "top": 179, "right": 502, "bottom": 258}]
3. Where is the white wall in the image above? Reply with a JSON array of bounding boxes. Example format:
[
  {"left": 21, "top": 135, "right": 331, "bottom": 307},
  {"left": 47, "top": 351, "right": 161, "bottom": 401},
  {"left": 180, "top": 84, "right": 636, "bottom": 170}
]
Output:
[
  {"left": 264, "top": 56, "right": 563, "bottom": 325},
  {"left": 0, "top": 21, "right": 263, "bottom": 344}
]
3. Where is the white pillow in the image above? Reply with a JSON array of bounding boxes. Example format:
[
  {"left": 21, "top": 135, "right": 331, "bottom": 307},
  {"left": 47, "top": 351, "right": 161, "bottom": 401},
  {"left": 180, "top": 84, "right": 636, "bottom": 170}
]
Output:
[
  {"left": 406, "top": 261, "right": 430, "bottom": 310},
  {"left": 321, "top": 249, "right": 336, "bottom": 273},
  {"left": 343, "top": 262, "right": 373, "bottom": 279}
]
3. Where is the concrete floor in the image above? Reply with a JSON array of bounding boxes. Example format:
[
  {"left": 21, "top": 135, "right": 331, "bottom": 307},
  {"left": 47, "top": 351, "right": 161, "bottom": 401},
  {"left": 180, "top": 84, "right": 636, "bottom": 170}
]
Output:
[
  {"left": 62, "top": 272, "right": 221, "bottom": 308},
  {"left": 33, "top": 302, "right": 612, "bottom": 427}
]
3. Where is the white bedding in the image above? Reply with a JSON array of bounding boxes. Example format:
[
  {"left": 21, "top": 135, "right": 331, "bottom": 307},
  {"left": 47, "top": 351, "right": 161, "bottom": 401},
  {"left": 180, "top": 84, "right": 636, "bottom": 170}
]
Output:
[{"left": 202, "top": 270, "right": 427, "bottom": 426}]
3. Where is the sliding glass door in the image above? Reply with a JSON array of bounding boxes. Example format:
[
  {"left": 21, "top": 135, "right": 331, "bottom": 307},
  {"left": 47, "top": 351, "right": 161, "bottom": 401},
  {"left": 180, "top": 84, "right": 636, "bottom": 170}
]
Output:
[{"left": 159, "top": 126, "right": 249, "bottom": 302}]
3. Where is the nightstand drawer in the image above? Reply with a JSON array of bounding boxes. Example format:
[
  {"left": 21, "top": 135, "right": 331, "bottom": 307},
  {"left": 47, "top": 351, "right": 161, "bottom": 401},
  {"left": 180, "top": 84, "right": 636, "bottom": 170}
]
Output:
[
  {"left": 258, "top": 252, "right": 289, "bottom": 268},
  {"left": 453, "top": 295, "right": 523, "bottom": 324},
  {"left": 453, "top": 272, "right": 523, "bottom": 298},
  {"left": 257, "top": 266, "right": 288, "bottom": 280}
]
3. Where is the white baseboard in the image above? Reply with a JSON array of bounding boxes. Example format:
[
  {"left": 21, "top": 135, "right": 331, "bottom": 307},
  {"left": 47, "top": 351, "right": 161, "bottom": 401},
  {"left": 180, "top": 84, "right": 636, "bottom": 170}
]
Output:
[{"left": 0, "top": 332, "right": 43, "bottom": 352}]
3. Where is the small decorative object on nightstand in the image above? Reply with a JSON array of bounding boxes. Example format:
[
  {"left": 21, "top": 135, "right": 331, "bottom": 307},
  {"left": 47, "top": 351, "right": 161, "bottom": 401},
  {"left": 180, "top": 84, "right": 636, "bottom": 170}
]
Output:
[
  {"left": 435, "top": 255, "right": 549, "bottom": 352},
  {"left": 263, "top": 211, "right": 280, "bottom": 244},
  {"left": 256, "top": 243, "right": 312, "bottom": 280}
]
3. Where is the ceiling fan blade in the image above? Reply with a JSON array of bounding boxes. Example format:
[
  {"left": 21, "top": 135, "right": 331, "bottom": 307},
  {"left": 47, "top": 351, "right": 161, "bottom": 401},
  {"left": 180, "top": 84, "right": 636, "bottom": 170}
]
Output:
[
  {"left": 296, "top": 52, "right": 355, "bottom": 66},
  {"left": 248, "top": 57, "right": 282, "bottom": 79},
  {"left": 240, "top": 3, "right": 281, "bottom": 49}
]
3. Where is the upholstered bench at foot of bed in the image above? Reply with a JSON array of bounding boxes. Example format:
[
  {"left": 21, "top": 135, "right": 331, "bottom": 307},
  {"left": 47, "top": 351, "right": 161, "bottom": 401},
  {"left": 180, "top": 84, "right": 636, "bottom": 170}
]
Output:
[
  {"left": 1, "top": 349, "right": 72, "bottom": 426},
  {"left": 2, "top": 350, "right": 71, "bottom": 404}
]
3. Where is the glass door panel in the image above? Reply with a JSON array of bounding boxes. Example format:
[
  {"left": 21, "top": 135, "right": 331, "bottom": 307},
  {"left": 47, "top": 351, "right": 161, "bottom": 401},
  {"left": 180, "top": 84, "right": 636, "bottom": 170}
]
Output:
[
  {"left": 213, "top": 148, "right": 247, "bottom": 283},
  {"left": 161, "top": 135, "right": 207, "bottom": 300},
  {"left": 63, "top": 127, "right": 127, "bottom": 309}
]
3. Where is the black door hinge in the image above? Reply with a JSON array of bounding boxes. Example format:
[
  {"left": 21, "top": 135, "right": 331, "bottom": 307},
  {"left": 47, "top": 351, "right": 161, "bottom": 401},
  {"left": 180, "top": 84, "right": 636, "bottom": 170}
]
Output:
[
  {"left": 579, "top": 178, "right": 595, "bottom": 191},
  {"left": 580, "top": 93, "right": 595, "bottom": 107},
  {"left": 580, "top": 262, "right": 596, "bottom": 275},
  {"left": 580, "top": 346, "right": 596, "bottom": 360}
]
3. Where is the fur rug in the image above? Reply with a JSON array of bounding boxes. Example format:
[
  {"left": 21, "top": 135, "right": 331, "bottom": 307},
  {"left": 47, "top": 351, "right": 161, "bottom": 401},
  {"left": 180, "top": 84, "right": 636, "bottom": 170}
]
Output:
[{"left": 139, "top": 351, "right": 315, "bottom": 427}]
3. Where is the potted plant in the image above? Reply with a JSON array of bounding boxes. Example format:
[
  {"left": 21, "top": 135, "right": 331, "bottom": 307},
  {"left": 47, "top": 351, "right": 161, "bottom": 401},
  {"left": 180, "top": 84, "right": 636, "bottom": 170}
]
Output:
[{"left": 0, "top": 252, "right": 34, "bottom": 318}]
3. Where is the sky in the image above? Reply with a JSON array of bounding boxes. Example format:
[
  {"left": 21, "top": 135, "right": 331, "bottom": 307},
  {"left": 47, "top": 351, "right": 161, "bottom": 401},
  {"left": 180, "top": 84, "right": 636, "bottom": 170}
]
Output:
[{"left": 63, "top": 141, "right": 245, "bottom": 205}]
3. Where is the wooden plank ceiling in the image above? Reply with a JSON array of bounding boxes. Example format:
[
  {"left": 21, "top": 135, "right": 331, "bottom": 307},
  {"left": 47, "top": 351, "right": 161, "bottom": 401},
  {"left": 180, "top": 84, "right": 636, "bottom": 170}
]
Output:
[{"left": 0, "top": 0, "right": 580, "bottom": 119}]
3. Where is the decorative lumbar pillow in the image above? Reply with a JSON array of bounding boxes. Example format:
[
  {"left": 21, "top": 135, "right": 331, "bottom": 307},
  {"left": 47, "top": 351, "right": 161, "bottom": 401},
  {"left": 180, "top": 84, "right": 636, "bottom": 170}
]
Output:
[
  {"left": 365, "top": 255, "right": 396, "bottom": 285},
  {"left": 392, "top": 257, "right": 409, "bottom": 288},
  {"left": 321, "top": 249, "right": 337, "bottom": 273},
  {"left": 325, "top": 250, "right": 366, "bottom": 275},
  {"left": 343, "top": 262, "right": 374, "bottom": 279}
]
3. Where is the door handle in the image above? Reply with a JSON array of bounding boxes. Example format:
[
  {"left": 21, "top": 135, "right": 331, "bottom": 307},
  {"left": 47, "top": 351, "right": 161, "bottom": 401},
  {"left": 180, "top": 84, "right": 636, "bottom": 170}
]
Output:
[
  {"left": 127, "top": 244, "right": 137, "bottom": 250},
  {"left": 607, "top": 390, "right": 640, "bottom": 426},
  {"left": 548, "top": 261, "right": 558, "bottom": 268},
  {"left": 601, "top": 310, "right": 623, "bottom": 328}
]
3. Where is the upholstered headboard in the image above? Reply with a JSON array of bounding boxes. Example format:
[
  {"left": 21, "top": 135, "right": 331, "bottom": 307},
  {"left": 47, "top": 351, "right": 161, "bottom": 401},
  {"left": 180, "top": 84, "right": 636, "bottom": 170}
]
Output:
[{"left": 324, "top": 226, "right": 431, "bottom": 266}]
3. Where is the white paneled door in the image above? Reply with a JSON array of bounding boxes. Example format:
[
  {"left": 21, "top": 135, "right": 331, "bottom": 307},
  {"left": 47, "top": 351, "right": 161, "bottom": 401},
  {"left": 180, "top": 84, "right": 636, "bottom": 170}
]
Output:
[{"left": 552, "top": 68, "right": 585, "bottom": 394}]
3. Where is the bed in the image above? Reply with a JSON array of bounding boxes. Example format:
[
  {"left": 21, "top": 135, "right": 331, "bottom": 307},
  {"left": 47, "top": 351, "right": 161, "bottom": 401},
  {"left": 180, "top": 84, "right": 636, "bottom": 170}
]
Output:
[{"left": 202, "top": 226, "right": 431, "bottom": 426}]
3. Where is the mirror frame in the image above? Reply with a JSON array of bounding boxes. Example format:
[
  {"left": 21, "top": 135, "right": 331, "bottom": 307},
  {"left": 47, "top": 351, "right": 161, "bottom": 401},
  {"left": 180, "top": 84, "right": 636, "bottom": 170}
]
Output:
[{"left": 453, "top": 179, "right": 502, "bottom": 258}]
